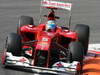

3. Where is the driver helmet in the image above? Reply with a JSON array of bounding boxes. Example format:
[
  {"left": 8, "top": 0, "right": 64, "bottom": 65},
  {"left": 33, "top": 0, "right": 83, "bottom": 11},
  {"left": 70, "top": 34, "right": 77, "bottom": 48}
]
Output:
[{"left": 46, "top": 20, "right": 56, "bottom": 32}]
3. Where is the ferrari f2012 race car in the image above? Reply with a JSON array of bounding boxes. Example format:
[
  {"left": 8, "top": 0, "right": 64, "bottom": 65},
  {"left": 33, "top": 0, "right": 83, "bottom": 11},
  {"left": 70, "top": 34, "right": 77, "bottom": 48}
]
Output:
[{"left": 2, "top": 0, "right": 90, "bottom": 75}]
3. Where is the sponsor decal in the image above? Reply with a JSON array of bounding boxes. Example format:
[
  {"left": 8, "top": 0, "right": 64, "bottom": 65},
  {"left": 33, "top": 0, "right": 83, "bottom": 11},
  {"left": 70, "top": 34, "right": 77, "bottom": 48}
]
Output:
[
  {"left": 39, "top": 42, "right": 49, "bottom": 49},
  {"left": 41, "top": 0, "right": 72, "bottom": 11},
  {"left": 42, "top": 37, "right": 48, "bottom": 41},
  {"left": 52, "top": 61, "right": 79, "bottom": 72},
  {"left": 6, "top": 52, "right": 30, "bottom": 65},
  {"left": 19, "top": 58, "right": 27, "bottom": 62}
]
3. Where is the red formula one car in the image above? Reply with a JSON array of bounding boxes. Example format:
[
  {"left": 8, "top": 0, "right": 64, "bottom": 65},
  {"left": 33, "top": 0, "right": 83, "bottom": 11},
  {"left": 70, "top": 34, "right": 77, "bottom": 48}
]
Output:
[{"left": 2, "top": 0, "right": 90, "bottom": 75}]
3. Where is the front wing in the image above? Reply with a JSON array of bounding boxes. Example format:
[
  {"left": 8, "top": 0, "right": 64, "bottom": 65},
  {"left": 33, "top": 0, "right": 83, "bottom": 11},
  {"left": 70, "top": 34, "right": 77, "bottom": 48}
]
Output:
[{"left": 3, "top": 52, "right": 79, "bottom": 75}]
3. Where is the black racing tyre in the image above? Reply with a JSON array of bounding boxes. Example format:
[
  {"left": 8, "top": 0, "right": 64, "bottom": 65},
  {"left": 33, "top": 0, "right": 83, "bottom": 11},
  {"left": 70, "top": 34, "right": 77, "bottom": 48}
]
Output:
[
  {"left": 74, "top": 24, "right": 90, "bottom": 55},
  {"left": 5, "top": 33, "right": 22, "bottom": 56},
  {"left": 17, "top": 15, "right": 34, "bottom": 34},
  {"left": 69, "top": 41, "right": 84, "bottom": 62}
]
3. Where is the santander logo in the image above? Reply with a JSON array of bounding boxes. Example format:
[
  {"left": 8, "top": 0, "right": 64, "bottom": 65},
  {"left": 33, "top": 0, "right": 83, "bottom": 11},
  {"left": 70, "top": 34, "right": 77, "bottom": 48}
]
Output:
[
  {"left": 42, "top": 1, "right": 71, "bottom": 7},
  {"left": 41, "top": 0, "right": 72, "bottom": 10}
]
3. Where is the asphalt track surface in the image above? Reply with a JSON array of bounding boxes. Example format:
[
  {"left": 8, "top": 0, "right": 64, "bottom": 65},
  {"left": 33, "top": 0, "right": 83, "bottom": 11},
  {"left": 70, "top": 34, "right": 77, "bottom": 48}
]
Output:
[{"left": 0, "top": 0, "right": 100, "bottom": 75}]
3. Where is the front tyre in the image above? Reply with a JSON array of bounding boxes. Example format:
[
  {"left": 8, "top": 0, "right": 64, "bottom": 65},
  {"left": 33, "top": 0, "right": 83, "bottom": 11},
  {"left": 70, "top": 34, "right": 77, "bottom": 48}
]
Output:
[
  {"left": 74, "top": 24, "right": 90, "bottom": 55},
  {"left": 5, "top": 33, "right": 22, "bottom": 56},
  {"left": 69, "top": 41, "right": 84, "bottom": 73},
  {"left": 69, "top": 41, "right": 84, "bottom": 62}
]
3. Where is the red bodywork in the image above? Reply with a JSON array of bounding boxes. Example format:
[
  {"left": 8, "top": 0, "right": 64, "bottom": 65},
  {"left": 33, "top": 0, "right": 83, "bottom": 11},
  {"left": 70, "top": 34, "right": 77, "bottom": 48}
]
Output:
[
  {"left": 18, "top": 9, "right": 78, "bottom": 67},
  {"left": 19, "top": 23, "right": 77, "bottom": 67}
]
